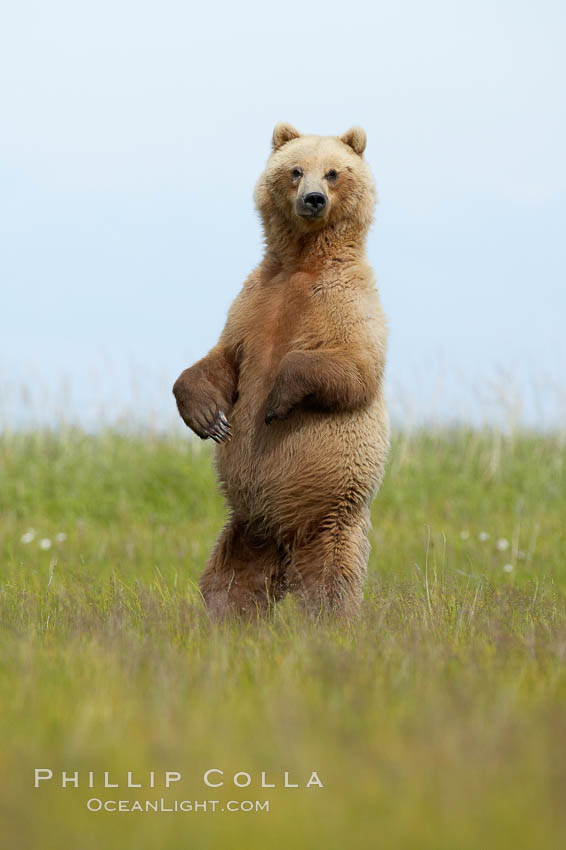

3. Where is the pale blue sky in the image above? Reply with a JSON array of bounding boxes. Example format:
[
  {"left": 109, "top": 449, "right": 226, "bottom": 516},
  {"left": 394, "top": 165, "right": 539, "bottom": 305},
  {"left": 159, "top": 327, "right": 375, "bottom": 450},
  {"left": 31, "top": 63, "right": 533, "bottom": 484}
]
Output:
[{"left": 1, "top": 0, "right": 565, "bottom": 428}]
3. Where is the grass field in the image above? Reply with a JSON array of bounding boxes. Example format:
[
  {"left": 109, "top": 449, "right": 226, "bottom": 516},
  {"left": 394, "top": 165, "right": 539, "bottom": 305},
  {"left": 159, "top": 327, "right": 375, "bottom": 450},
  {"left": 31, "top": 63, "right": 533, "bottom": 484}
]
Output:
[{"left": 1, "top": 426, "right": 566, "bottom": 849}]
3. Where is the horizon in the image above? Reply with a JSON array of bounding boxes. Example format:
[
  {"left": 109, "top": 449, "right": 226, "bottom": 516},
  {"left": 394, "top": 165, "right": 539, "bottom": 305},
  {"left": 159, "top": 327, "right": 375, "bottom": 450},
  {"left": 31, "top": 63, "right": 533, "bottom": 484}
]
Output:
[{"left": 1, "top": 0, "right": 565, "bottom": 430}]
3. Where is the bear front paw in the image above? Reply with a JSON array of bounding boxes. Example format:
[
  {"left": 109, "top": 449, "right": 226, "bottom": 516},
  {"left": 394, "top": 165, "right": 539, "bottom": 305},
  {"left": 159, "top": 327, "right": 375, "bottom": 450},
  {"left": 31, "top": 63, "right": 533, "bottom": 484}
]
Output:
[
  {"left": 264, "top": 390, "right": 293, "bottom": 425},
  {"left": 173, "top": 375, "right": 233, "bottom": 443}
]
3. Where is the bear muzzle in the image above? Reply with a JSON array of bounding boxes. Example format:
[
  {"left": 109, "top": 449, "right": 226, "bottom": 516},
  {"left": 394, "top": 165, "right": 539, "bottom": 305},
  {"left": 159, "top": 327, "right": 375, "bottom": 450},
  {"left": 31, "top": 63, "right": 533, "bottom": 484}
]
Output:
[{"left": 296, "top": 191, "right": 327, "bottom": 219}]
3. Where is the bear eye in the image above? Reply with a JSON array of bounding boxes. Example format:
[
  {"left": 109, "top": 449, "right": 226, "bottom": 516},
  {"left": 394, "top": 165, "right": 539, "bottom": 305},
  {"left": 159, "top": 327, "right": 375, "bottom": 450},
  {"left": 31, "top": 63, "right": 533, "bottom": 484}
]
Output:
[
  {"left": 291, "top": 167, "right": 303, "bottom": 180},
  {"left": 325, "top": 169, "right": 338, "bottom": 184}
]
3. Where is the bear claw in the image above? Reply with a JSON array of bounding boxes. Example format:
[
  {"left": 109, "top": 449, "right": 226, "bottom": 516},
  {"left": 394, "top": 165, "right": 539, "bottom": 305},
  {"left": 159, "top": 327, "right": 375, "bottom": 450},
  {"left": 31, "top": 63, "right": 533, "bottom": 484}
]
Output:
[{"left": 208, "top": 410, "right": 232, "bottom": 443}]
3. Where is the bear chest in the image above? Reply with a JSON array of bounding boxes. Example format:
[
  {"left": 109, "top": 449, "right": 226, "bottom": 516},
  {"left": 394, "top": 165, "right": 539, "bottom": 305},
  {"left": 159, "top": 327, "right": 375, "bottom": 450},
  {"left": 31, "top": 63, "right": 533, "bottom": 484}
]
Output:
[{"left": 237, "top": 278, "right": 313, "bottom": 387}]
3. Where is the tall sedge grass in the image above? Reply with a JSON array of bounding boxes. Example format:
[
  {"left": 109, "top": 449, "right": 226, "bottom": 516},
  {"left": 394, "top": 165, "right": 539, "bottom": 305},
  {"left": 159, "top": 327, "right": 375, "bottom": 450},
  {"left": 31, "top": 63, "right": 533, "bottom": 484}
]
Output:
[{"left": 1, "top": 427, "right": 565, "bottom": 849}]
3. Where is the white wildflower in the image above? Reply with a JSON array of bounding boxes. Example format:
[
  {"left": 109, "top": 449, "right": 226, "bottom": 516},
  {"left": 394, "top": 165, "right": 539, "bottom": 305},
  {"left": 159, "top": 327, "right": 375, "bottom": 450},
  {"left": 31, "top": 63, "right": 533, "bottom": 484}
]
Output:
[
  {"left": 496, "top": 538, "right": 509, "bottom": 552},
  {"left": 39, "top": 538, "right": 52, "bottom": 551},
  {"left": 20, "top": 529, "right": 35, "bottom": 544},
  {"left": 478, "top": 531, "right": 490, "bottom": 542},
  {"left": 55, "top": 532, "right": 67, "bottom": 543},
  {"left": 503, "top": 563, "right": 514, "bottom": 573}
]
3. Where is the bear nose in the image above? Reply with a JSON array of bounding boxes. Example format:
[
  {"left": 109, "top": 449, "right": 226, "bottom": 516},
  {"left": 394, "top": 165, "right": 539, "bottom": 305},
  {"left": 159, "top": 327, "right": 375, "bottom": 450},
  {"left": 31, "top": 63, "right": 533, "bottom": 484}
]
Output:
[{"left": 303, "top": 192, "right": 327, "bottom": 213}]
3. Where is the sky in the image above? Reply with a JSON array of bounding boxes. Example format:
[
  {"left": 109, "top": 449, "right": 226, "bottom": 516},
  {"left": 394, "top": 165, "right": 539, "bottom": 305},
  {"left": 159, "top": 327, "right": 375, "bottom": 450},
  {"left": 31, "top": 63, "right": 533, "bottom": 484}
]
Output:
[{"left": 1, "top": 0, "right": 565, "bottom": 429}]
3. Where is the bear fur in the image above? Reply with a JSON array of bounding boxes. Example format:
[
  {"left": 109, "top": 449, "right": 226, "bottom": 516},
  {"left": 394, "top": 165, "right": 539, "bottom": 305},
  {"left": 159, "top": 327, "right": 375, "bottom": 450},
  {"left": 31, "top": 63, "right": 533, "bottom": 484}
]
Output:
[{"left": 173, "top": 123, "right": 389, "bottom": 621}]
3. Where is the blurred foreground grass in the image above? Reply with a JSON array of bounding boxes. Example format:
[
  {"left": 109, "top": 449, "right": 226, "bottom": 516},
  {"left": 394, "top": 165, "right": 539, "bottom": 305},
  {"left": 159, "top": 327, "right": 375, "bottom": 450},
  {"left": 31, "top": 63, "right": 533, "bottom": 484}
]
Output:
[{"left": 1, "top": 427, "right": 566, "bottom": 849}]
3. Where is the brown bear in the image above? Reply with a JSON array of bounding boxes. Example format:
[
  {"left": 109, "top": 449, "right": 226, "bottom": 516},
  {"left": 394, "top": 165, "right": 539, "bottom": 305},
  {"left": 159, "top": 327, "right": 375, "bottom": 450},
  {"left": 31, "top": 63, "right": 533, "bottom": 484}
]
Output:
[{"left": 173, "top": 123, "right": 389, "bottom": 621}]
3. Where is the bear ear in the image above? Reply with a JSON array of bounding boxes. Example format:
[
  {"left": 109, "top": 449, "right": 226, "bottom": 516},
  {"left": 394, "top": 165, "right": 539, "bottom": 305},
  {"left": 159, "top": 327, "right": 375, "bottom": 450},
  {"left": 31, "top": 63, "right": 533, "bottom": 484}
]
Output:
[
  {"left": 272, "top": 122, "right": 301, "bottom": 152},
  {"left": 339, "top": 127, "right": 367, "bottom": 156}
]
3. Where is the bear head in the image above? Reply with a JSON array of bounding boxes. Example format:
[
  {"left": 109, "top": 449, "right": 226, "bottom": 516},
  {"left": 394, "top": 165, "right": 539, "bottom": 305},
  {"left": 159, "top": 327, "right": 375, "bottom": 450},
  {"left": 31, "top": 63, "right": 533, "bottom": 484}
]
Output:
[{"left": 254, "top": 123, "right": 376, "bottom": 252}]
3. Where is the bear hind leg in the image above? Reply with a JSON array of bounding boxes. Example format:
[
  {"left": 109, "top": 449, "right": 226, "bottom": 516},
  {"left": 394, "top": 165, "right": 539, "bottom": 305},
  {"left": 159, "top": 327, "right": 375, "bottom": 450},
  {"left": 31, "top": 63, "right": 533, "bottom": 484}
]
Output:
[
  {"left": 287, "top": 511, "right": 370, "bottom": 621},
  {"left": 199, "top": 520, "right": 287, "bottom": 622}
]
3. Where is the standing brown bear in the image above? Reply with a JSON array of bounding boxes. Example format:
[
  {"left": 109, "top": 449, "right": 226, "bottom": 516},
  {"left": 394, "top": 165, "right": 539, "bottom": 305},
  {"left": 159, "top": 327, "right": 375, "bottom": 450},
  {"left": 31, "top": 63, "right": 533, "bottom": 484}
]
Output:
[{"left": 173, "top": 123, "right": 389, "bottom": 621}]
